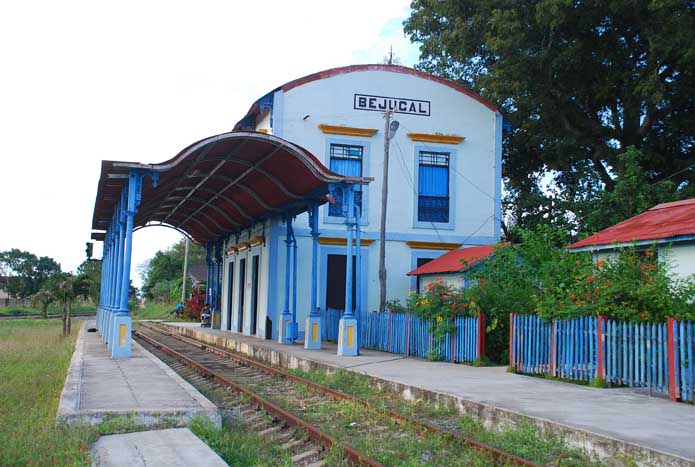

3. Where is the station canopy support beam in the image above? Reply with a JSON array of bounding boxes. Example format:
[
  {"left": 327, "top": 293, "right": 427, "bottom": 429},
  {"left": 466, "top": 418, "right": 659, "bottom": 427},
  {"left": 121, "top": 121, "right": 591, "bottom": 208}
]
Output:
[{"left": 90, "top": 132, "right": 371, "bottom": 358}]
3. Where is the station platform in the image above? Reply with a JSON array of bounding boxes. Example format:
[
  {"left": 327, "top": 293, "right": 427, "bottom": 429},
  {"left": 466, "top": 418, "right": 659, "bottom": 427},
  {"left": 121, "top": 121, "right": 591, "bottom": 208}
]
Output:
[
  {"left": 166, "top": 322, "right": 695, "bottom": 466},
  {"left": 90, "top": 428, "right": 227, "bottom": 467},
  {"left": 57, "top": 321, "right": 220, "bottom": 427}
]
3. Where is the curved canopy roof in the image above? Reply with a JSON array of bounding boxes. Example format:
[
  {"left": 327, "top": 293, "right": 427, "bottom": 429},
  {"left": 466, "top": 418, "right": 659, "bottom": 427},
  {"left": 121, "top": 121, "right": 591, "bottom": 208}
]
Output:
[{"left": 92, "top": 132, "right": 368, "bottom": 244}]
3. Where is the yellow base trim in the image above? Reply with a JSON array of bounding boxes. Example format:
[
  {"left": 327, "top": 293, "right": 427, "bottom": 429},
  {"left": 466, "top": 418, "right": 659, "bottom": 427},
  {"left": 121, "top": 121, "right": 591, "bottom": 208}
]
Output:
[
  {"left": 406, "top": 241, "right": 462, "bottom": 250},
  {"left": 347, "top": 325, "right": 354, "bottom": 347},
  {"left": 318, "top": 237, "right": 375, "bottom": 247},
  {"left": 119, "top": 324, "right": 127, "bottom": 347},
  {"left": 407, "top": 133, "right": 465, "bottom": 144},
  {"left": 319, "top": 124, "right": 378, "bottom": 137},
  {"left": 312, "top": 323, "right": 318, "bottom": 342}
]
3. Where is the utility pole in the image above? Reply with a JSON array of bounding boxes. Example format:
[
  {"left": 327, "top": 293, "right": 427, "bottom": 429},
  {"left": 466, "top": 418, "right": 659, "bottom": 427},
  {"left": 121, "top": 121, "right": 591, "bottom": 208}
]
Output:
[
  {"left": 181, "top": 237, "right": 189, "bottom": 304},
  {"left": 379, "top": 111, "right": 398, "bottom": 311}
]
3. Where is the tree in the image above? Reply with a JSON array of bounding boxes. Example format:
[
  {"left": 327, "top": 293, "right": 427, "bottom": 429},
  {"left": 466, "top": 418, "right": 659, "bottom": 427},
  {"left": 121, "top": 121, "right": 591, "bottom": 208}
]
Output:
[
  {"left": 31, "top": 289, "right": 55, "bottom": 319},
  {"left": 76, "top": 259, "right": 102, "bottom": 304},
  {"left": 140, "top": 239, "right": 205, "bottom": 302},
  {"left": 45, "top": 273, "right": 89, "bottom": 336},
  {"left": 405, "top": 1, "right": 695, "bottom": 234},
  {"left": 0, "top": 249, "right": 61, "bottom": 298}
]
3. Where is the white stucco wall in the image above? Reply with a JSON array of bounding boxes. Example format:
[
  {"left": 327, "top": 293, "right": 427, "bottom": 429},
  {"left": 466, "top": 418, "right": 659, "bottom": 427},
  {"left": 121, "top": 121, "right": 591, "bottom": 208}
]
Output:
[
  {"left": 419, "top": 273, "right": 464, "bottom": 291},
  {"left": 590, "top": 242, "right": 695, "bottom": 282},
  {"left": 220, "top": 67, "right": 501, "bottom": 339}
]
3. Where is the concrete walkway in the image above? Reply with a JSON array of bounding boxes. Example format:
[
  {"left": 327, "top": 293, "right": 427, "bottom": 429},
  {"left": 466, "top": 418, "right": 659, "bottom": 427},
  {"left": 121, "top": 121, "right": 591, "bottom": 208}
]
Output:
[
  {"left": 168, "top": 322, "right": 695, "bottom": 466},
  {"left": 57, "top": 321, "right": 220, "bottom": 427},
  {"left": 90, "top": 428, "right": 227, "bottom": 467}
]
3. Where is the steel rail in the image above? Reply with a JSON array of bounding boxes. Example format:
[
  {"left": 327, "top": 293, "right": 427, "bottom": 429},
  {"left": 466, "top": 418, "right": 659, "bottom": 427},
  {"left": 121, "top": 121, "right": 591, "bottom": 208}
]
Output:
[
  {"left": 138, "top": 323, "right": 538, "bottom": 467},
  {"left": 132, "top": 328, "right": 385, "bottom": 467}
]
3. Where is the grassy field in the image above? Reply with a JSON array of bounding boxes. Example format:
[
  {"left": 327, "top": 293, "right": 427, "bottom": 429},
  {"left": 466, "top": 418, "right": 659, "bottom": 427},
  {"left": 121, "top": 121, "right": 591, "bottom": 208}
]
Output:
[
  {"left": 0, "top": 319, "right": 94, "bottom": 466},
  {"left": 0, "top": 304, "right": 95, "bottom": 316},
  {"left": 131, "top": 302, "right": 198, "bottom": 322}
]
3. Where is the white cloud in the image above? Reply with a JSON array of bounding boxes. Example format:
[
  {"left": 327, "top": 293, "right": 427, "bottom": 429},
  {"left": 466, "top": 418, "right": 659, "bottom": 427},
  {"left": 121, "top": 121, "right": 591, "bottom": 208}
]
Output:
[{"left": 0, "top": 0, "right": 419, "bottom": 287}]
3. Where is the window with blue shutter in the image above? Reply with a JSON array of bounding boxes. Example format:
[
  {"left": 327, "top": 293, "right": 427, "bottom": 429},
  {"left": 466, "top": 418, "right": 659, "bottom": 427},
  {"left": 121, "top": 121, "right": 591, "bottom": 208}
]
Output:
[
  {"left": 329, "top": 143, "right": 363, "bottom": 217},
  {"left": 418, "top": 151, "right": 450, "bottom": 223}
]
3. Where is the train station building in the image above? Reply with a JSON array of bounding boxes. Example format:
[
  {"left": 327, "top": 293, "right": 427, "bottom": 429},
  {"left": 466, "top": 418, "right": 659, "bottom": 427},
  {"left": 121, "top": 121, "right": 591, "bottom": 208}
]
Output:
[{"left": 90, "top": 64, "right": 503, "bottom": 358}]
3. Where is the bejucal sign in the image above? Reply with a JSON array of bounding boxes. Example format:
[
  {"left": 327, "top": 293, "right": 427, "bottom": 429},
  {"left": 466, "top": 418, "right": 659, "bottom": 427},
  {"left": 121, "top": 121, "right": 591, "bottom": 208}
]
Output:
[{"left": 354, "top": 94, "right": 431, "bottom": 116}]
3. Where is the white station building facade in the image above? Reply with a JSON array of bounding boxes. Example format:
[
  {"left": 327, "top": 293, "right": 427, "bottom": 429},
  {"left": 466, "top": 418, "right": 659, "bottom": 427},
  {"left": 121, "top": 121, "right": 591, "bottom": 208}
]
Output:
[
  {"left": 91, "top": 64, "right": 503, "bottom": 358},
  {"left": 222, "top": 65, "right": 503, "bottom": 340}
]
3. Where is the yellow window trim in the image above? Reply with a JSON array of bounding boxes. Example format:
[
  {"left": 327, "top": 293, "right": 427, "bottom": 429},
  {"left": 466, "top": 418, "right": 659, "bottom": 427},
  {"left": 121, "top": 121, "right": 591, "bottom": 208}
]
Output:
[
  {"left": 406, "top": 241, "right": 462, "bottom": 250},
  {"left": 318, "top": 237, "right": 375, "bottom": 247},
  {"left": 407, "top": 133, "right": 465, "bottom": 144},
  {"left": 318, "top": 124, "right": 378, "bottom": 137}
]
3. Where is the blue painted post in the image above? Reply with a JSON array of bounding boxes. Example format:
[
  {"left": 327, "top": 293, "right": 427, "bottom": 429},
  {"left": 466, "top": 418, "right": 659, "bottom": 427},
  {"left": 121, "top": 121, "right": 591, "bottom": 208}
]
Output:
[
  {"left": 355, "top": 203, "right": 362, "bottom": 354},
  {"left": 291, "top": 226, "right": 298, "bottom": 342},
  {"left": 278, "top": 216, "right": 295, "bottom": 344},
  {"left": 338, "top": 184, "right": 358, "bottom": 356},
  {"left": 109, "top": 196, "right": 126, "bottom": 353},
  {"left": 305, "top": 205, "right": 321, "bottom": 350},
  {"left": 205, "top": 242, "right": 212, "bottom": 307},
  {"left": 688, "top": 321, "right": 694, "bottom": 401},
  {"left": 112, "top": 173, "right": 137, "bottom": 358},
  {"left": 211, "top": 241, "right": 223, "bottom": 329}
]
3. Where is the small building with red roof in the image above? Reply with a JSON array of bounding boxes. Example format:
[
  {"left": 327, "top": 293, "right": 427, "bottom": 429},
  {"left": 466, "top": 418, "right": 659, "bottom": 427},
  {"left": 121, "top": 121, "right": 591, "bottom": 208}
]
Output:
[
  {"left": 567, "top": 198, "right": 695, "bottom": 280},
  {"left": 407, "top": 244, "right": 502, "bottom": 291}
]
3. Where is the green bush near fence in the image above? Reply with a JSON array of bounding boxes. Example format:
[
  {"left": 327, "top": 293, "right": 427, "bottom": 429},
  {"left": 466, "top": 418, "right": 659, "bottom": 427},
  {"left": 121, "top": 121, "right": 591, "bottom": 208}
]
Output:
[{"left": 403, "top": 226, "right": 695, "bottom": 364}]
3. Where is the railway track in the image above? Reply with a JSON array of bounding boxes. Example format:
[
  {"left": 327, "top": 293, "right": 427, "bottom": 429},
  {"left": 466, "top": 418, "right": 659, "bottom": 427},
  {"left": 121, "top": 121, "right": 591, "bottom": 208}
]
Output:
[{"left": 133, "top": 323, "right": 537, "bottom": 467}]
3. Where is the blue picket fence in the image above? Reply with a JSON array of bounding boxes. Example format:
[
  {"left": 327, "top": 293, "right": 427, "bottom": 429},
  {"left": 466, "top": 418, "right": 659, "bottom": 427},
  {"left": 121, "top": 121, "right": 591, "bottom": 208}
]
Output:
[
  {"left": 677, "top": 320, "right": 694, "bottom": 402},
  {"left": 321, "top": 308, "right": 342, "bottom": 342},
  {"left": 321, "top": 309, "right": 482, "bottom": 363},
  {"left": 510, "top": 313, "right": 695, "bottom": 402}
]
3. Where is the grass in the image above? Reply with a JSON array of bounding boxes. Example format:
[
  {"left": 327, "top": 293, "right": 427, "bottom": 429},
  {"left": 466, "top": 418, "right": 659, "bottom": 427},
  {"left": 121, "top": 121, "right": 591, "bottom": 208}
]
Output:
[
  {"left": 0, "top": 304, "right": 94, "bottom": 316},
  {"left": 131, "top": 302, "right": 198, "bottom": 322},
  {"left": 189, "top": 417, "right": 293, "bottom": 467},
  {"left": 287, "top": 367, "right": 605, "bottom": 466},
  {"left": 0, "top": 319, "right": 95, "bottom": 466}
]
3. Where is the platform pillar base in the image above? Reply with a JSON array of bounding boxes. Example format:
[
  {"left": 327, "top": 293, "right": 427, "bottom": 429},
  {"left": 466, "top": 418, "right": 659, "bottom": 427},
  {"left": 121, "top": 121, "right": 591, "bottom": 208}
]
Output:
[
  {"left": 304, "top": 316, "right": 322, "bottom": 350},
  {"left": 278, "top": 312, "right": 295, "bottom": 344},
  {"left": 211, "top": 310, "right": 221, "bottom": 330},
  {"left": 111, "top": 315, "right": 132, "bottom": 359},
  {"left": 337, "top": 316, "right": 358, "bottom": 356}
]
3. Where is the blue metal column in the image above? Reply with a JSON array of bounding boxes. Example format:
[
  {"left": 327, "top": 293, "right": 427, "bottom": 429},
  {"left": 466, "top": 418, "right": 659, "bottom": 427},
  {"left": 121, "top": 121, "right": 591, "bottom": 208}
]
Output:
[
  {"left": 304, "top": 204, "right": 321, "bottom": 350},
  {"left": 212, "top": 240, "right": 223, "bottom": 329},
  {"left": 109, "top": 192, "right": 127, "bottom": 353},
  {"left": 205, "top": 242, "right": 212, "bottom": 307},
  {"left": 111, "top": 170, "right": 157, "bottom": 358},
  {"left": 103, "top": 228, "right": 114, "bottom": 342},
  {"left": 355, "top": 202, "right": 362, "bottom": 354},
  {"left": 279, "top": 216, "right": 296, "bottom": 344},
  {"left": 98, "top": 233, "right": 109, "bottom": 336},
  {"left": 338, "top": 184, "right": 358, "bottom": 356}
]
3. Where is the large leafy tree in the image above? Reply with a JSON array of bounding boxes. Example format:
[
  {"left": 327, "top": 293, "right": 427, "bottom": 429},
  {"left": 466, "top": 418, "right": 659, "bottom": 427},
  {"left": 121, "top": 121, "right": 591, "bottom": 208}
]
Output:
[
  {"left": 44, "top": 272, "right": 89, "bottom": 336},
  {"left": 0, "top": 249, "right": 61, "bottom": 298},
  {"left": 405, "top": 0, "right": 695, "bottom": 234},
  {"left": 76, "top": 259, "right": 102, "bottom": 304},
  {"left": 140, "top": 239, "right": 205, "bottom": 302}
]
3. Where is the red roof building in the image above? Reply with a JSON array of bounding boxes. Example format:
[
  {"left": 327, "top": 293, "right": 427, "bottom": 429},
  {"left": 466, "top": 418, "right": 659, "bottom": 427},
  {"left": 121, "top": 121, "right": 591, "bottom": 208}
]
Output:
[
  {"left": 407, "top": 244, "right": 500, "bottom": 276},
  {"left": 567, "top": 199, "right": 695, "bottom": 251}
]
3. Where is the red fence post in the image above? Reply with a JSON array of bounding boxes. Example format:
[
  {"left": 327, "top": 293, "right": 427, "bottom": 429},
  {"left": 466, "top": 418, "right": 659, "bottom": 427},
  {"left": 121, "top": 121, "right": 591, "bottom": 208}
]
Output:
[
  {"left": 597, "top": 316, "right": 605, "bottom": 379},
  {"left": 667, "top": 317, "right": 679, "bottom": 401},
  {"left": 509, "top": 313, "right": 514, "bottom": 369},
  {"left": 477, "top": 313, "right": 486, "bottom": 359}
]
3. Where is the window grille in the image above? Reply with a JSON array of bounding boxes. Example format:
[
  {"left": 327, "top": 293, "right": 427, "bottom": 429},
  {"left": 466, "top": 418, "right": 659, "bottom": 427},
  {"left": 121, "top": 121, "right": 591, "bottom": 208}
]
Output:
[
  {"left": 329, "top": 143, "right": 363, "bottom": 217},
  {"left": 417, "top": 151, "right": 450, "bottom": 223}
]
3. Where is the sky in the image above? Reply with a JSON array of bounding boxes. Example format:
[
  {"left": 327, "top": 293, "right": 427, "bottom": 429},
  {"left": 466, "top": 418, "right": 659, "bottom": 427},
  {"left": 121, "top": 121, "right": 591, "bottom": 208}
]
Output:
[{"left": 0, "top": 0, "right": 420, "bottom": 287}]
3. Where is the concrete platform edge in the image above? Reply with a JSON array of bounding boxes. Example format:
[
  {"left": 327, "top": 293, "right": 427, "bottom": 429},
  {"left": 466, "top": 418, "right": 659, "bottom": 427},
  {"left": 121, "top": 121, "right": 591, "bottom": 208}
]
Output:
[
  {"left": 164, "top": 323, "right": 693, "bottom": 467},
  {"left": 57, "top": 321, "right": 221, "bottom": 428}
]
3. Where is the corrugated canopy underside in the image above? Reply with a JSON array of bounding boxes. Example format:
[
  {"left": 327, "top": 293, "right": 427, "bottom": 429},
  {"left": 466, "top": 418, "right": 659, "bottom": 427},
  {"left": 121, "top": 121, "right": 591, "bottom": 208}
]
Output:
[{"left": 91, "top": 132, "right": 367, "bottom": 244}]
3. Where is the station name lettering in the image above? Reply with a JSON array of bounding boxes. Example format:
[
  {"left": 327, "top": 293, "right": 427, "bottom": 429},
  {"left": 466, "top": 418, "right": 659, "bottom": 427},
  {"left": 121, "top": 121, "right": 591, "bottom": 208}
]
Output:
[{"left": 353, "top": 94, "right": 431, "bottom": 116}]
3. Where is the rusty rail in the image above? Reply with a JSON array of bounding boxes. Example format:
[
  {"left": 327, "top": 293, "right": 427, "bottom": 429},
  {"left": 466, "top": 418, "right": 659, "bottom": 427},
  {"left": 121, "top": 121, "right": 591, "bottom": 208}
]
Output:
[
  {"left": 137, "top": 323, "right": 538, "bottom": 467},
  {"left": 133, "top": 328, "right": 384, "bottom": 467}
]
